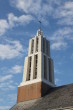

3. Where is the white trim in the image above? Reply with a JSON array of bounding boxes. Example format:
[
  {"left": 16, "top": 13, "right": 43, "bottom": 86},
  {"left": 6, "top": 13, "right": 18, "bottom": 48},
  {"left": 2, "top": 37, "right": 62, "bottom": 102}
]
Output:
[
  {"left": 18, "top": 78, "right": 55, "bottom": 87},
  {"left": 18, "top": 79, "right": 41, "bottom": 87},
  {"left": 42, "top": 78, "right": 56, "bottom": 87}
]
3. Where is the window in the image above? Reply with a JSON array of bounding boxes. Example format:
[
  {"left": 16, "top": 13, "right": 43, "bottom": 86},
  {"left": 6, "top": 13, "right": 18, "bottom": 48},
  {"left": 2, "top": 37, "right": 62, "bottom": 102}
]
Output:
[
  {"left": 31, "top": 39, "right": 34, "bottom": 54},
  {"left": 34, "top": 55, "right": 38, "bottom": 79},
  {"left": 49, "top": 59, "right": 52, "bottom": 82},
  {"left": 27, "top": 57, "right": 32, "bottom": 81},
  {"left": 46, "top": 40, "right": 49, "bottom": 55},
  {"left": 44, "top": 55, "right": 47, "bottom": 79},
  {"left": 36, "top": 37, "right": 39, "bottom": 52},
  {"left": 43, "top": 38, "right": 45, "bottom": 53}
]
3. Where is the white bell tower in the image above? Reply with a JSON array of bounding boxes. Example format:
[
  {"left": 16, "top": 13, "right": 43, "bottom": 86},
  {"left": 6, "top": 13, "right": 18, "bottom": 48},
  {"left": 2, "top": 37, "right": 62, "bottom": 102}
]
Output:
[{"left": 17, "top": 29, "right": 55, "bottom": 103}]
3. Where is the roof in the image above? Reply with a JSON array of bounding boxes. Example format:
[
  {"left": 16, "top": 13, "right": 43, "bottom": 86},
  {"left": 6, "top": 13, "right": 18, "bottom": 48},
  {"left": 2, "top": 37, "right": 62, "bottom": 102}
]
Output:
[{"left": 10, "top": 83, "right": 73, "bottom": 110}]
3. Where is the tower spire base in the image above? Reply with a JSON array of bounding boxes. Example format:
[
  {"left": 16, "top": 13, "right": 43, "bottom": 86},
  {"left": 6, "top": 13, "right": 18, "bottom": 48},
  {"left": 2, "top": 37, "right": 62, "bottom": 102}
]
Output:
[{"left": 17, "top": 81, "right": 53, "bottom": 103}]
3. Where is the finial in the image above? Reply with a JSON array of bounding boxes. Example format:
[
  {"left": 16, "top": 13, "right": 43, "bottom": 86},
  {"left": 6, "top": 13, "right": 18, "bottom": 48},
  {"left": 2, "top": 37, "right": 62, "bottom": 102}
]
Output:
[
  {"left": 39, "top": 20, "right": 41, "bottom": 30},
  {"left": 37, "top": 20, "right": 43, "bottom": 36}
]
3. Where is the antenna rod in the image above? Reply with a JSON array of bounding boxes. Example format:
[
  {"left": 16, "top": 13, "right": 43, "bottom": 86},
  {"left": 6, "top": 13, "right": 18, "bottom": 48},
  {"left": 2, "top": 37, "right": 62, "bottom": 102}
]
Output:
[{"left": 39, "top": 20, "right": 41, "bottom": 30}]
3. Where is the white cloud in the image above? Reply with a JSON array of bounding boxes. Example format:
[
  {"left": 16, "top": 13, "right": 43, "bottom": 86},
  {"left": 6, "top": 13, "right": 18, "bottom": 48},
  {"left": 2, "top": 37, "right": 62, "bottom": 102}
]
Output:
[
  {"left": 1, "top": 0, "right": 72, "bottom": 36},
  {"left": 8, "top": 13, "right": 33, "bottom": 28},
  {"left": 57, "top": 18, "right": 73, "bottom": 26},
  {"left": 55, "top": 78, "right": 59, "bottom": 85},
  {"left": 54, "top": 69, "right": 61, "bottom": 74},
  {"left": 50, "top": 27, "right": 73, "bottom": 50},
  {"left": 0, "top": 94, "right": 16, "bottom": 110},
  {"left": 0, "top": 13, "right": 33, "bottom": 36},
  {"left": 0, "top": 20, "right": 9, "bottom": 36},
  {"left": 8, "top": 93, "right": 17, "bottom": 102},
  {"left": 0, "top": 64, "right": 22, "bottom": 91},
  {"left": 53, "top": 1, "right": 73, "bottom": 26},
  {"left": 10, "top": 0, "right": 73, "bottom": 26},
  {"left": 0, "top": 40, "right": 23, "bottom": 60},
  {"left": 10, "top": 0, "right": 61, "bottom": 17},
  {"left": 9, "top": 65, "right": 23, "bottom": 74},
  {"left": 1, "top": 65, "right": 23, "bottom": 75},
  {"left": 12, "top": 0, "right": 42, "bottom": 14},
  {"left": 11, "top": 0, "right": 42, "bottom": 15},
  {"left": 0, "top": 65, "right": 22, "bottom": 91},
  {"left": 51, "top": 41, "right": 67, "bottom": 50},
  {"left": 0, "top": 75, "right": 12, "bottom": 83},
  {"left": 51, "top": 27, "right": 73, "bottom": 40},
  {"left": 54, "top": 1, "right": 73, "bottom": 18},
  {"left": 0, "top": 79, "right": 17, "bottom": 91},
  {"left": 0, "top": 106, "right": 11, "bottom": 110},
  {"left": 10, "top": 0, "right": 54, "bottom": 24}
]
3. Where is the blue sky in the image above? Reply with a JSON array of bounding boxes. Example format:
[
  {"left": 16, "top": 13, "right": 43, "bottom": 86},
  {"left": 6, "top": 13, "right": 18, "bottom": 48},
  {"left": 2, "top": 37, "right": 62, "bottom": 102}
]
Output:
[{"left": 0, "top": 0, "right": 73, "bottom": 109}]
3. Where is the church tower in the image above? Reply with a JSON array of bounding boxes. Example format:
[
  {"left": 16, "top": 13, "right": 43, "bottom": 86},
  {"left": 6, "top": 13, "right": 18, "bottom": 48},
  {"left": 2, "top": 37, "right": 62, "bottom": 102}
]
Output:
[{"left": 17, "top": 29, "right": 55, "bottom": 103}]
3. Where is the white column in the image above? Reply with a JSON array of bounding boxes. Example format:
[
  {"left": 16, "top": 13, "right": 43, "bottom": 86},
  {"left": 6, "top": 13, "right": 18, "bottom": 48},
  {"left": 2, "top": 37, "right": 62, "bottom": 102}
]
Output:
[
  {"left": 47, "top": 57, "right": 49, "bottom": 81},
  {"left": 37, "top": 53, "right": 42, "bottom": 79},
  {"left": 41, "top": 36, "right": 43, "bottom": 52},
  {"left": 30, "top": 55, "right": 34, "bottom": 80},
  {"left": 34, "top": 37, "right": 37, "bottom": 53},
  {"left": 28, "top": 39, "right": 32, "bottom": 55},
  {"left": 22, "top": 57, "right": 28, "bottom": 82},
  {"left": 38, "top": 36, "right": 42, "bottom": 52},
  {"left": 42, "top": 54, "right": 44, "bottom": 79}
]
